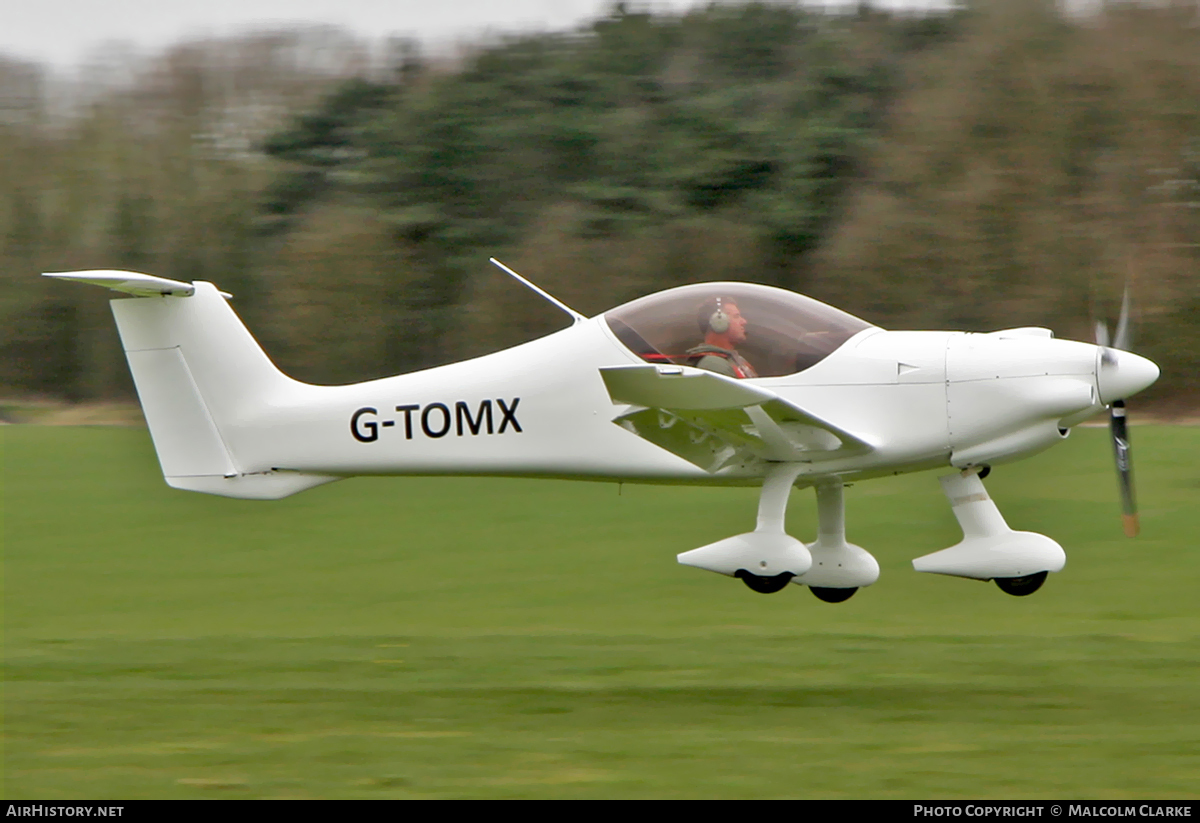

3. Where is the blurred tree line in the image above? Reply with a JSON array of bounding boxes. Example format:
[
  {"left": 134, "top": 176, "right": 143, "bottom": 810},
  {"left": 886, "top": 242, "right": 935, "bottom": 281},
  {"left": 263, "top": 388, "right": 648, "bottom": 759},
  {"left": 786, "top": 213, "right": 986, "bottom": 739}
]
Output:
[{"left": 1, "top": 1, "right": 1196, "bottom": 405}]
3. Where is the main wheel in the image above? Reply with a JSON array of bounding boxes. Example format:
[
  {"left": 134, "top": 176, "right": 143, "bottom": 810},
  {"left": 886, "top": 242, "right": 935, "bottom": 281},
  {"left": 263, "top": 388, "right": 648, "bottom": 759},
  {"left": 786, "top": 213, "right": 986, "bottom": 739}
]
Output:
[
  {"left": 994, "top": 571, "right": 1048, "bottom": 597},
  {"left": 809, "top": 586, "right": 858, "bottom": 603},
  {"left": 735, "top": 570, "right": 794, "bottom": 594}
]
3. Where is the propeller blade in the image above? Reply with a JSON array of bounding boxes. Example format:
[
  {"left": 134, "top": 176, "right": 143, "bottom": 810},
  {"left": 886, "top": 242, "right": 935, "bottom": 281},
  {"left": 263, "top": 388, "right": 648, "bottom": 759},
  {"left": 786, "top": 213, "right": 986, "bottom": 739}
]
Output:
[
  {"left": 1108, "top": 400, "right": 1139, "bottom": 537},
  {"left": 1113, "top": 285, "right": 1132, "bottom": 351},
  {"left": 1094, "top": 320, "right": 1110, "bottom": 349}
]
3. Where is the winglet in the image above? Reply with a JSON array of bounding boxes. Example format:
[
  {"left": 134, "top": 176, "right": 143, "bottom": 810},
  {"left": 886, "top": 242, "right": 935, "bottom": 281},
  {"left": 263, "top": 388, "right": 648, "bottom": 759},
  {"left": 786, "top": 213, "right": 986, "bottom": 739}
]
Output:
[{"left": 43, "top": 270, "right": 232, "bottom": 299}]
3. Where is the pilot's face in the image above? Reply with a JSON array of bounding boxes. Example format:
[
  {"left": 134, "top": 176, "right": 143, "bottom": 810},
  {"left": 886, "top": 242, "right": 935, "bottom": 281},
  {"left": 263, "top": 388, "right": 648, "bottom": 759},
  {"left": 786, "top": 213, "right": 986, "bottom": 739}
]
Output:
[{"left": 725, "top": 303, "right": 747, "bottom": 344}]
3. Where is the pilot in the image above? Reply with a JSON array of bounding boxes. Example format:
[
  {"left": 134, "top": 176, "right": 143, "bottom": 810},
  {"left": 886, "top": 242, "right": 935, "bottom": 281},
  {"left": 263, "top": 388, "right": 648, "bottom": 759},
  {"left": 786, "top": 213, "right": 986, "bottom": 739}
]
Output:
[{"left": 688, "top": 296, "right": 758, "bottom": 379}]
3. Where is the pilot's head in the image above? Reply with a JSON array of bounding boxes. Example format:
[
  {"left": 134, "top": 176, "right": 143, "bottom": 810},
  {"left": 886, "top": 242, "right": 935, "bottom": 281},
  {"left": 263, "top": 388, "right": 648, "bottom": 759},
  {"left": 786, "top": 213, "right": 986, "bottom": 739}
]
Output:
[{"left": 698, "top": 297, "right": 747, "bottom": 345}]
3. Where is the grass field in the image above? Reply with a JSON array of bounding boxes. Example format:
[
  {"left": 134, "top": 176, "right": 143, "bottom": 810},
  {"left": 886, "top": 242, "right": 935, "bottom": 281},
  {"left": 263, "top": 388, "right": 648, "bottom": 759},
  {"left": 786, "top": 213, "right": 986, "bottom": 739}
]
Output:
[{"left": 3, "top": 425, "right": 1198, "bottom": 799}]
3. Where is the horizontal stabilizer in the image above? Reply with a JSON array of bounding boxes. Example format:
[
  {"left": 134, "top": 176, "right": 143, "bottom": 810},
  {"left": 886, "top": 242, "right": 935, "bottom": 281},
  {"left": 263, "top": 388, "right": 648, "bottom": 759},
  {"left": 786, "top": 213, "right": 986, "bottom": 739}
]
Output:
[{"left": 43, "top": 270, "right": 231, "bottom": 299}]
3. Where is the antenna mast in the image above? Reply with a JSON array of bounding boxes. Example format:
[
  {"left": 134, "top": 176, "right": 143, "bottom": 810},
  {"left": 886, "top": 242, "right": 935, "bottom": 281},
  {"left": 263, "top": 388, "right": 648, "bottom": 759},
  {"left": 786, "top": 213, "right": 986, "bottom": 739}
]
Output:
[{"left": 488, "top": 258, "right": 588, "bottom": 324}]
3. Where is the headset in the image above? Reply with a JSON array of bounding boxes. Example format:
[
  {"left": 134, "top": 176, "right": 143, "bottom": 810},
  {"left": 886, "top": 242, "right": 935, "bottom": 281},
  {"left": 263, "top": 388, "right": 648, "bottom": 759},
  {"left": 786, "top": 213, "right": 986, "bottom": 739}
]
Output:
[{"left": 708, "top": 297, "right": 730, "bottom": 334}]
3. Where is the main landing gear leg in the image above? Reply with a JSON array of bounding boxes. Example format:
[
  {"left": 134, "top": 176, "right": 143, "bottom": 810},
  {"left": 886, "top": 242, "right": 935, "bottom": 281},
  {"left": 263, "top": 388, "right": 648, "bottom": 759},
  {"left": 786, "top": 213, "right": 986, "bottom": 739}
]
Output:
[
  {"left": 678, "top": 463, "right": 812, "bottom": 592},
  {"left": 734, "top": 463, "right": 807, "bottom": 593},
  {"left": 798, "top": 482, "right": 880, "bottom": 602},
  {"left": 754, "top": 462, "right": 805, "bottom": 534}
]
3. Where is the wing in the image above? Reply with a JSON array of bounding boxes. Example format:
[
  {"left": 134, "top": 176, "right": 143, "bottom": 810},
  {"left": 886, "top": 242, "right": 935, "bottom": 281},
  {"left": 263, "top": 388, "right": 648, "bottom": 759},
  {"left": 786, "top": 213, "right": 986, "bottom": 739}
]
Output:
[{"left": 599, "top": 364, "right": 874, "bottom": 473}]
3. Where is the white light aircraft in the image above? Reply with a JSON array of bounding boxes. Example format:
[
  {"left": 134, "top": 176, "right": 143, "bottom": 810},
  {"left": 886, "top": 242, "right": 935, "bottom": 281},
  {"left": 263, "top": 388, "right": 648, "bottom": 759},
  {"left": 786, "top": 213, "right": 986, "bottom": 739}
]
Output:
[{"left": 46, "top": 260, "right": 1159, "bottom": 602}]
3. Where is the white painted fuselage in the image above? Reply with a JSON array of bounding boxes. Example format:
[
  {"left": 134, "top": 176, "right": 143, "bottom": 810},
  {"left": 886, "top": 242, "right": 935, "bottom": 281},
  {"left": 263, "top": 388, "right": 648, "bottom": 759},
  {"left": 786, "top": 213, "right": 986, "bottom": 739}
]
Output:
[
  {"left": 195, "top": 307, "right": 1126, "bottom": 491},
  {"left": 47, "top": 270, "right": 1163, "bottom": 594},
  {"left": 79, "top": 276, "right": 1155, "bottom": 503}
]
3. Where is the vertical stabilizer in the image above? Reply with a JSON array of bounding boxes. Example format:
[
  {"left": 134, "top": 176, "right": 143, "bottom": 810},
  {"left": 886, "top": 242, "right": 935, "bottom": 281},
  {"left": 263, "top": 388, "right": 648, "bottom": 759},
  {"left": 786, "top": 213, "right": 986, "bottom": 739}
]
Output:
[
  {"left": 108, "top": 282, "right": 337, "bottom": 498},
  {"left": 46, "top": 272, "right": 337, "bottom": 499},
  {"left": 110, "top": 282, "right": 292, "bottom": 427}
]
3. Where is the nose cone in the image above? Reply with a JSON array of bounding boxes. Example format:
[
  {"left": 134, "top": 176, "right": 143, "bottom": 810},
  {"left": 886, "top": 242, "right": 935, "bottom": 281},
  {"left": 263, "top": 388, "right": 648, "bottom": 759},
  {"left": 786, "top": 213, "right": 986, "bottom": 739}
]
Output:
[{"left": 1098, "top": 349, "right": 1160, "bottom": 403}]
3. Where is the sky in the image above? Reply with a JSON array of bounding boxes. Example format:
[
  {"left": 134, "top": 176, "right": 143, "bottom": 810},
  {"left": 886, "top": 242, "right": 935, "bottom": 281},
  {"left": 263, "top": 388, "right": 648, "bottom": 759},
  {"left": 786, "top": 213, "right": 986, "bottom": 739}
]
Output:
[
  {"left": 1, "top": 0, "right": 949, "bottom": 70},
  {"left": 1, "top": 1, "right": 700, "bottom": 69}
]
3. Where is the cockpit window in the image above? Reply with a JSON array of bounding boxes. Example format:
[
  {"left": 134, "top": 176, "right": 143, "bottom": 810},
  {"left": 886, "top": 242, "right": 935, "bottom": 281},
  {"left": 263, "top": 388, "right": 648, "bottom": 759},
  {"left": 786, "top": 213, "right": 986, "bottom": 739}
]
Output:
[{"left": 603, "top": 282, "right": 874, "bottom": 378}]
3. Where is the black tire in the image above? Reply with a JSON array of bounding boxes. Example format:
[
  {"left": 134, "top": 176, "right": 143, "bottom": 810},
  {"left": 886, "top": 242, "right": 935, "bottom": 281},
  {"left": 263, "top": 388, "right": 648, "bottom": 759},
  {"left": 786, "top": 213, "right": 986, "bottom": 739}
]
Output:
[
  {"left": 994, "top": 571, "right": 1048, "bottom": 597},
  {"left": 735, "top": 570, "right": 794, "bottom": 594},
  {"left": 809, "top": 586, "right": 858, "bottom": 603}
]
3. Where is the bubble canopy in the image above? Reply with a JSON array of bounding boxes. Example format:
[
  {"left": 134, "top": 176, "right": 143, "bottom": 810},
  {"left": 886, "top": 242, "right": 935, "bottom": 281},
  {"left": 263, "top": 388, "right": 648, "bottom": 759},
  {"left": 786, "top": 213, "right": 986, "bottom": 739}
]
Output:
[{"left": 603, "top": 282, "right": 874, "bottom": 378}]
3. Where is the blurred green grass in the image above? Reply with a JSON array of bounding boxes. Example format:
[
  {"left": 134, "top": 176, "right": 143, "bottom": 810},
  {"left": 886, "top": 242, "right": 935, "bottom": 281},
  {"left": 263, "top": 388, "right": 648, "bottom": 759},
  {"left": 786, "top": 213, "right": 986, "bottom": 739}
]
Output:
[{"left": 3, "top": 425, "right": 1198, "bottom": 798}]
